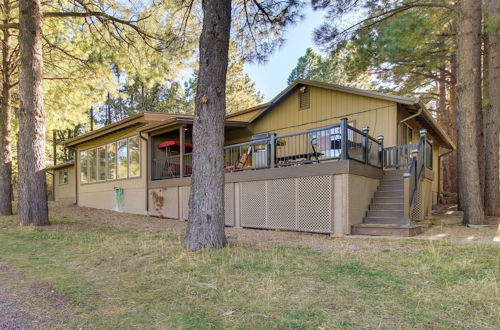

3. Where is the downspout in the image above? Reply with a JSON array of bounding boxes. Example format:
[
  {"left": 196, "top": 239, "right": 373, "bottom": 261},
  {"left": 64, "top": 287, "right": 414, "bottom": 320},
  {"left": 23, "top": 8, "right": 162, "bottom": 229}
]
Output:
[{"left": 139, "top": 131, "right": 149, "bottom": 214}]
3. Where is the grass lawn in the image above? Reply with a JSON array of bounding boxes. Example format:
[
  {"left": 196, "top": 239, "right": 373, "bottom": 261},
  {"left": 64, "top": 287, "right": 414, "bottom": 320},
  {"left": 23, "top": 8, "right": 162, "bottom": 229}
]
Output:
[{"left": 0, "top": 212, "right": 498, "bottom": 329}]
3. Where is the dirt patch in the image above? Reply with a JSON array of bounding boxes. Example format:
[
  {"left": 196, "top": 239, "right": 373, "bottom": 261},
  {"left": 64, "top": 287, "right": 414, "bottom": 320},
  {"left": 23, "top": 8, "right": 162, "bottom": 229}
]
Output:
[
  {"left": 0, "top": 263, "right": 80, "bottom": 329},
  {"left": 47, "top": 202, "right": 446, "bottom": 255},
  {"left": 48, "top": 202, "right": 499, "bottom": 255},
  {"left": 406, "top": 204, "right": 500, "bottom": 244}
]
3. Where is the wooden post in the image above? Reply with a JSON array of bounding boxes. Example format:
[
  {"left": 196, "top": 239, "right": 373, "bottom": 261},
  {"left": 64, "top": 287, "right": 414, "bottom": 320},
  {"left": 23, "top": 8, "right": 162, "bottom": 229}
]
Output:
[
  {"left": 377, "top": 135, "right": 384, "bottom": 168},
  {"left": 340, "top": 118, "right": 349, "bottom": 160},
  {"left": 270, "top": 133, "right": 276, "bottom": 168},
  {"left": 419, "top": 128, "right": 427, "bottom": 172},
  {"left": 362, "top": 126, "right": 369, "bottom": 164},
  {"left": 179, "top": 126, "right": 185, "bottom": 177},
  {"left": 403, "top": 171, "right": 411, "bottom": 222}
]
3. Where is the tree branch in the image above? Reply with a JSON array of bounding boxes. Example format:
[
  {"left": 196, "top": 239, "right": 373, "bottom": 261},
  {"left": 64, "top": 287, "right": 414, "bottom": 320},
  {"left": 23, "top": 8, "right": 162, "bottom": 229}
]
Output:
[{"left": 43, "top": 11, "right": 155, "bottom": 40}]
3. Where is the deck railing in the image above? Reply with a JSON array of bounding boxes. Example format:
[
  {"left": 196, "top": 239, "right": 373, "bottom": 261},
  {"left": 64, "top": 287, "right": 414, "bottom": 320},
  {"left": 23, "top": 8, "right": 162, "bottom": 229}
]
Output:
[
  {"left": 152, "top": 155, "right": 181, "bottom": 179},
  {"left": 402, "top": 129, "right": 432, "bottom": 221},
  {"left": 223, "top": 118, "right": 383, "bottom": 172},
  {"left": 383, "top": 143, "right": 419, "bottom": 169},
  {"left": 152, "top": 118, "right": 386, "bottom": 180},
  {"left": 183, "top": 153, "right": 193, "bottom": 177}
]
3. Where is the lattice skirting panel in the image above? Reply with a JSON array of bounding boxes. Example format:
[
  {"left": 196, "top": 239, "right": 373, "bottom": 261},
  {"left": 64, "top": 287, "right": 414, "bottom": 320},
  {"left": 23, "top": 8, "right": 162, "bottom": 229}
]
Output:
[
  {"left": 410, "top": 184, "right": 424, "bottom": 221},
  {"left": 180, "top": 184, "right": 235, "bottom": 226},
  {"left": 239, "top": 175, "right": 333, "bottom": 233},
  {"left": 410, "top": 180, "right": 432, "bottom": 221}
]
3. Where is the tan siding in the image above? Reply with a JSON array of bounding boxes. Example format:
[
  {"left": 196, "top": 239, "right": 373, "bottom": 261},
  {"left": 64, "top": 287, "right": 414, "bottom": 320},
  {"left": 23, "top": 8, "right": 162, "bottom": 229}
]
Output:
[
  {"left": 233, "top": 86, "right": 399, "bottom": 146},
  {"left": 54, "top": 166, "right": 76, "bottom": 204},
  {"left": 227, "top": 109, "right": 264, "bottom": 122}
]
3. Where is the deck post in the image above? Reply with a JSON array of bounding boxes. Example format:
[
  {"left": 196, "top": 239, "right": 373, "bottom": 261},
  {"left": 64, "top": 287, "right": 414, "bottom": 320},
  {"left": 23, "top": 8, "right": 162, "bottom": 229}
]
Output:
[
  {"left": 269, "top": 133, "right": 276, "bottom": 168},
  {"left": 362, "top": 126, "right": 369, "bottom": 164},
  {"left": 377, "top": 135, "right": 384, "bottom": 168},
  {"left": 340, "top": 118, "right": 349, "bottom": 160},
  {"left": 179, "top": 126, "right": 185, "bottom": 177},
  {"left": 419, "top": 128, "right": 427, "bottom": 172},
  {"left": 403, "top": 171, "right": 411, "bottom": 222}
]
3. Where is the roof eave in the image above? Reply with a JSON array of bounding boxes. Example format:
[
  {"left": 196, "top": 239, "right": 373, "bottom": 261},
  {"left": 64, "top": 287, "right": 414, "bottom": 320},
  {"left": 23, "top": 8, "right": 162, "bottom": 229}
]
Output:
[
  {"left": 63, "top": 112, "right": 172, "bottom": 147},
  {"left": 412, "top": 102, "right": 456, "bottom": 150}
]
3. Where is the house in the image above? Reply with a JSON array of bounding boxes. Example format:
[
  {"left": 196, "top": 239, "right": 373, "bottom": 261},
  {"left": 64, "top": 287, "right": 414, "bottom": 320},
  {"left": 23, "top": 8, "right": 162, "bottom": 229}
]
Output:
[{"left": 50, "top": 79, "right": 455, "bottom": 236}]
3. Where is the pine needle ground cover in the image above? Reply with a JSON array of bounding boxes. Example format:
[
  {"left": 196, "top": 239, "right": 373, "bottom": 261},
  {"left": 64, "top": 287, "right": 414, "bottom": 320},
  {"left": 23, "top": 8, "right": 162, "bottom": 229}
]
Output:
[{"left": 0, "top": 213, "right": 498, "bottom": 329}]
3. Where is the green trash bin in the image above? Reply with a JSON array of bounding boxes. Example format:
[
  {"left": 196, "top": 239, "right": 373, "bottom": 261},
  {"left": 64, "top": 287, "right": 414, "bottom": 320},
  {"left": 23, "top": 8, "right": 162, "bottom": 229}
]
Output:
[{"left": 114, "top": 187, "right": 124, "bottom": 212}]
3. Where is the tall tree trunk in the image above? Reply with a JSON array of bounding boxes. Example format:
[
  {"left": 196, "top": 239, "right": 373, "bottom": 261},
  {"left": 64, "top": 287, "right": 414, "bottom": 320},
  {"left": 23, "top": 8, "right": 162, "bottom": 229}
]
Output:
[
  {"left": 443, "top": 56, "right": 458, "bottom": 194},
  {"left": 456, "top": 0, "right": 485, "bottom": 225},
  {"left": 0, "top": 1, "right": 13, "bottom": 215},
  {"left": 485, "top": 0, "right": 500, "bottom": 215},
  {"left": 184, "top": 0, "right": 231, "bottom": 250},
  {"left": 18, "top": 0, "right": 49, "bottom": 226}
]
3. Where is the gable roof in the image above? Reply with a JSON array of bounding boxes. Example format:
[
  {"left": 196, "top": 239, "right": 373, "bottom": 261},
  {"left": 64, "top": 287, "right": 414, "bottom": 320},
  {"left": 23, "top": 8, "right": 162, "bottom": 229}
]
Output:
[
  {"left": 62, "top": 79, "right": 455, "bottom": 150},
  {"left": 242, "top": 79, "right": 454, "bottom": 150}
]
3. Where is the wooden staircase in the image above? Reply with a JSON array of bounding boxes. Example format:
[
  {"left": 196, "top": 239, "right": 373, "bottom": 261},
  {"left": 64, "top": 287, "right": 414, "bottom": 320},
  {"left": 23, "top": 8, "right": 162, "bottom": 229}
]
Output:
[{"left": 352, "top": 169, "right": 422, "bottom": 237}]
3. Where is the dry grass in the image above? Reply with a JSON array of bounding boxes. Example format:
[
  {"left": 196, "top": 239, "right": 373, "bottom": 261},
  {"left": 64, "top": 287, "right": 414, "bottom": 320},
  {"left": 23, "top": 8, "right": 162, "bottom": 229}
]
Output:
[{"left": 0, "top": 206, "right": 498, "bottom": 329}]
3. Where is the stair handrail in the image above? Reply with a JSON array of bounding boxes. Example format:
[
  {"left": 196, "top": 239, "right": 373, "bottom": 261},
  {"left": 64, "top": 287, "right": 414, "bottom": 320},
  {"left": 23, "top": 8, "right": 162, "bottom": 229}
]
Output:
[{"left": 402, "top": 129, "right": 428, "bottom": 221}]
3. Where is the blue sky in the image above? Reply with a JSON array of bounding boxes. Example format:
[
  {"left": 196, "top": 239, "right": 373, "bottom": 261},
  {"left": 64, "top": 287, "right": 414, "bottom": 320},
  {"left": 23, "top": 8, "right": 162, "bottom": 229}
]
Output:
[{"left": 244, "top": 6, "right": 325, "bottom": 102}]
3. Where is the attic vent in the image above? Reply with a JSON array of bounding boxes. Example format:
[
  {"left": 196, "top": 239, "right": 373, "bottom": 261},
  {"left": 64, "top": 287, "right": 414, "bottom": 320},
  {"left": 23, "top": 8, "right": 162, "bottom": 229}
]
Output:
[{"left": 298, "top": 86, "right": 310, "bottom": 110}]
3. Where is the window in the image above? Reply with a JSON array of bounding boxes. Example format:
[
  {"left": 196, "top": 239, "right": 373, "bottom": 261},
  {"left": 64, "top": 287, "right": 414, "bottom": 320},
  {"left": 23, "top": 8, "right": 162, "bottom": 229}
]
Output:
[
  {"left": 107, "top": 143, "right": 116, "bottom": 180},
  {"left": 117, "top": 139, "right": 128, "bottom": 179},
  {"left": 298, "top": 86, "right": 310, "bottom": 110},
  {"left": 128, "top": 136, "right": 140, "bottom": 177},
  {"left": 80, "top": 151, "right": 88, "bottom": 183},
  {"left": 400, "top": 124, "right": 414, "bottom": 145},
  {"left": 58, "top": 169, "right": 68, "bottom": 185},
  {"left": 98, "top": 146, "right": 106, "bottom": 181},
  {"left": 79, "top": 135, "right": 140, "bottom": 184},
  {"left": 88, "top": 149, "right": 97, "bottom": 183}
]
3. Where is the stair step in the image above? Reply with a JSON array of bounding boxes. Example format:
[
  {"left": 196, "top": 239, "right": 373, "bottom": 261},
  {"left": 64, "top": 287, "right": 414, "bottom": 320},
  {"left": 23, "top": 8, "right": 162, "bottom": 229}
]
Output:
[
  {"left": 369, "top": 203, "right": 403, "bottom": 211},
  {"left": 382, "top": 176, "right": 404, "bottom": 181},
  {"left": 375, "top": 191, "right": 404, "bottom": 198},
  {"left": 378, "top": 185, "right": 403, "bottom": 192},
  {"left": 383, "top": 169, "right": 406, "bottom": 176},
  {"left": 351, "top": 224, "right": 422, "bottom": 237},
  {"left": 363, "top": 217, "right": 408, "bottom": 225},
  {"left": 381, "top": 179, "right": 404, "bottom": 185},
  {"left": 366, "top": 210, "right": 404, "bottom": 218},
  {"left": 372, "top": 197, "right": 404, "bottom": 204}
]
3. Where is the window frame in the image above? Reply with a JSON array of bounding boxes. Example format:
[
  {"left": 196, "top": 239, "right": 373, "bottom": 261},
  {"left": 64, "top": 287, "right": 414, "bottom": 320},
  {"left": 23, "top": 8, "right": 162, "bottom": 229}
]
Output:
[
  {"left": 107, "top": 142, "right": 117, "bottom": 181},
  {"left": 97, "top": 146, "right": 107, "bottom": 181},
  {"left": 127, "top": 136, "right": 141, "bottom": 178},
  {"left": 116, "top": 138, "right": 128, "bottom": 179},
  {"left": 79, "top": 135, "right": 141, "bottom": 185},
  {"left": 58, "top": 169, "right": 68, "bottom": 185}
]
